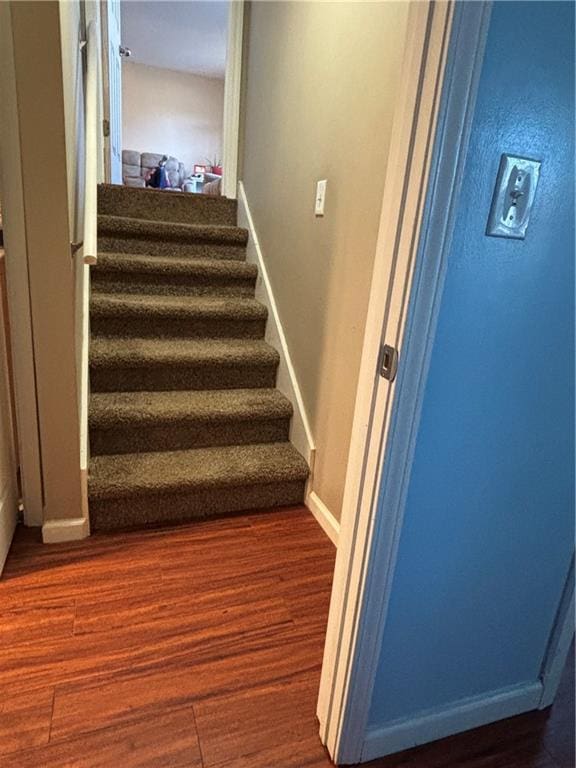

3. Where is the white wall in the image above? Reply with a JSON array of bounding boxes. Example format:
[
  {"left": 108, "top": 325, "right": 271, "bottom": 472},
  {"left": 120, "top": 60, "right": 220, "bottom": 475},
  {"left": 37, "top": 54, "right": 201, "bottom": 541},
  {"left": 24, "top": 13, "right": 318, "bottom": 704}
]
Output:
[{"left": 122, "top": 61, "right": 224, "bottom": 174}]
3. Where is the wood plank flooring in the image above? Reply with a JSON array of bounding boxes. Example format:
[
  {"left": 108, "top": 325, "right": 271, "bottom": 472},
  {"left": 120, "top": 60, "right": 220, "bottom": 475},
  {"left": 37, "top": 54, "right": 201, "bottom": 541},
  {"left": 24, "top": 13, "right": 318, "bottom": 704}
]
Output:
[{"left": 0, "top": 506, "right": 573, "bottom": 767}]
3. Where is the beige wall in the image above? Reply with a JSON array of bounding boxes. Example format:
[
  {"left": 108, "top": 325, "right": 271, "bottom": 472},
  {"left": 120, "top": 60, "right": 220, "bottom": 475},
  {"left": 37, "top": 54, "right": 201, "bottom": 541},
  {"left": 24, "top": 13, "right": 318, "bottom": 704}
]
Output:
[
  {"left": 8, "top": 1, "right": 84, "bottom": 524},
  {"left": 0, "top": 2, "right": 44, "bottom": 527},
  {"left": 241, "top": 1, "right": 409, "bottom": 520},
  {"left": 59, "top": 0, "right": 84, "bottom": 244},
  {"left": 122, "top": 62, "right": 225, "bottom": 174},
  {"left": 59, "top": 0, "right": 86, "bottom": 416},
  {"left": 0, "top": 257, "right": 18, "bottom": 569}
]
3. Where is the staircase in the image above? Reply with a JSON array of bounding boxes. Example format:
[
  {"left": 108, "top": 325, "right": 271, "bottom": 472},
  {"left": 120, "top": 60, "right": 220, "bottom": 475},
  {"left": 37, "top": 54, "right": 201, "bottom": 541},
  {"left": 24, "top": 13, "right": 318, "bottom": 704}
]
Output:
[{"left": 88, "top": 184, "right": 309, "bottom": 531}]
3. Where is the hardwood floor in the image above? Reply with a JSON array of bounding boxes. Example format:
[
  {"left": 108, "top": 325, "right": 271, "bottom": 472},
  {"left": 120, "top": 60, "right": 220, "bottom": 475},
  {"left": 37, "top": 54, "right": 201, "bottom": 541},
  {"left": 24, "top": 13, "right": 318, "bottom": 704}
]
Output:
[{"left": 0, "top": 506, "right": 573, "bottom": 767}]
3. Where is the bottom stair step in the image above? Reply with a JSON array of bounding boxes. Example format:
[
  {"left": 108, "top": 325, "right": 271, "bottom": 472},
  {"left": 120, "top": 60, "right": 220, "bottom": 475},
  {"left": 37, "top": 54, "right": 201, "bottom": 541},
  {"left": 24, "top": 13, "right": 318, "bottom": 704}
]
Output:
[{"left": 88, "top": 442, "right": 309, "bottom": 531}]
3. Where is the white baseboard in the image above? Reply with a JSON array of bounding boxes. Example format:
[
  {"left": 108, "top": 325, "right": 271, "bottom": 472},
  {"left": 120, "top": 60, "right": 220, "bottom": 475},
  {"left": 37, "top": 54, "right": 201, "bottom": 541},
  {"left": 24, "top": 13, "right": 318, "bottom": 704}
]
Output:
[
  {"left": 42, "top": 515, "right": 90, "bottom": 543},
  {"left": 237, "top": 181, "right": 315, "bottom": 471},
  {"left": 307, "top": 490, "right": 340, "bottom": 546},
  {"left": 361, "top": 681, "right": 542, "bottom": 762}
]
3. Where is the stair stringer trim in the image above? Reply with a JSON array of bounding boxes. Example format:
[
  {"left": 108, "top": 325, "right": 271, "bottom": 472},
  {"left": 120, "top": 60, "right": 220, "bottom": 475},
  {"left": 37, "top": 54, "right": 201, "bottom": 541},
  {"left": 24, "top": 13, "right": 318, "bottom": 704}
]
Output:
[{"left": 237, "top": 181, "right": 316, "bottom": 479}]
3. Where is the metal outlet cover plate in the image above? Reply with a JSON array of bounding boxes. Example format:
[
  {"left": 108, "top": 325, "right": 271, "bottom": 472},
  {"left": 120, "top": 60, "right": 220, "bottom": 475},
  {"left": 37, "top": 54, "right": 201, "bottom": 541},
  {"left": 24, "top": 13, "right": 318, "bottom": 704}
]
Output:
[{"left": 486, "top": 154, "right": 541, "bottom": 240}]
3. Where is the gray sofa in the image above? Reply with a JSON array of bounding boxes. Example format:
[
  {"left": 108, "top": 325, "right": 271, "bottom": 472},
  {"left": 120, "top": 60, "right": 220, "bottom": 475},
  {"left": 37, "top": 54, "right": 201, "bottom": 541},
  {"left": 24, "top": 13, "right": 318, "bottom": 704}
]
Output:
[{"left": 122, "top": 150, "right": 187, "bottom": 190}]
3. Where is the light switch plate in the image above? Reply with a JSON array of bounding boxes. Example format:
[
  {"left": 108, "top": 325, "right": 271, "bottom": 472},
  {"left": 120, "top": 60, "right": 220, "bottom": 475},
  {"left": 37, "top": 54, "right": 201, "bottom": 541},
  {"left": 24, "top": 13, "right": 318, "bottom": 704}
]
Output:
[
  {"left": 315, "top": 180, "right": 327, "bottom": 216},
  {"left": 486, "top": 154, "right": 541, "bottom": 239}
]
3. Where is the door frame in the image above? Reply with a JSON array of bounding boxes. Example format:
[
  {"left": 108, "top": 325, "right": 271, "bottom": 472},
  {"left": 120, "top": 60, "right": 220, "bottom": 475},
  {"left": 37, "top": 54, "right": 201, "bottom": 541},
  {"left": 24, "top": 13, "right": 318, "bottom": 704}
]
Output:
[
  {"left": 319, "top": 0, "right": 575, "bottom": 763},
  {"left": 100, "top": 0, "right": 112, "bottom": 183},
  {"left": 318, "top": 1, "right": 489, "bottom": 763},
  {"left": 222, "top": 0, "right": 244, "bottom": 200},
  {"left": 100, "top": 0, "right": 121, "bottom": 184},
  {"left": 317, "top": 1, "right": 465, "bottom": 759},
  {"left": 99, "top": 0, "right": 244, "bottom": 196}
]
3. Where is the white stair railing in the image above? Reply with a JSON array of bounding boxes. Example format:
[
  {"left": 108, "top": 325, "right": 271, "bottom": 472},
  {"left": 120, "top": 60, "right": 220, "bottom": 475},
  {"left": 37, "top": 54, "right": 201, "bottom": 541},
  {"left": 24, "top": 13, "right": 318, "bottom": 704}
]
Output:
[{"left": 77, "top": 15, "right": 99, "bottom": 528}]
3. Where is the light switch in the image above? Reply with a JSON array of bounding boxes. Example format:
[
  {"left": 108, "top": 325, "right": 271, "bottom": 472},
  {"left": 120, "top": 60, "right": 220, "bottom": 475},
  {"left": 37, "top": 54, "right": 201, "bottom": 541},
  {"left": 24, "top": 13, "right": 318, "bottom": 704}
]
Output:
[
  {"left": 486, "top": 154, "right": 541, "bottom": 239},
  {"left": 315, "top": 180, "right": 327, "bottom": 216}
]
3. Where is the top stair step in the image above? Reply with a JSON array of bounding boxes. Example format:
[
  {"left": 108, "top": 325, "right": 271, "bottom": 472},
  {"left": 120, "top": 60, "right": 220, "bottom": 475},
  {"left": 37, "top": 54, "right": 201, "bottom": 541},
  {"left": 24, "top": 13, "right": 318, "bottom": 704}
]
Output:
[
  {"left": 97, "top": 216, "right": 248, "bottom": 246},
  {"left": 98, "top": 183, "right": 237, "bottom": 226},
  {"left": 97, "top": 216, "right": 248, "bottom": 260}
]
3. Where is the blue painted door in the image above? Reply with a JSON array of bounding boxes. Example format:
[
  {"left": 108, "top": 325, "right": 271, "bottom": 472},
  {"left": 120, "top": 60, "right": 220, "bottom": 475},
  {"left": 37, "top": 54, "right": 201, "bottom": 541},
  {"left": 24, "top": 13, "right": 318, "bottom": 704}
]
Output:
[{"left": 369, "top": 0, "right": 574, "bottom": 727}]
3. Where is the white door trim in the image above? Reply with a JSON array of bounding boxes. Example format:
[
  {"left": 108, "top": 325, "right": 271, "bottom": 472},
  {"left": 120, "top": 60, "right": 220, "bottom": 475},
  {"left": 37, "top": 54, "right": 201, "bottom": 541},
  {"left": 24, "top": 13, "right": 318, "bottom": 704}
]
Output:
[
  {"left": 222, "top": 0, "right": 244, "bottom": 200},
  {"left": 317, "top": 2, "right": 493, "bottom": 763},
  {"left": 100, "top": 0, "right": 112, "bottom": 183},
  {"left": 101, "top": 0, "right": 122, "bottom": 185}
]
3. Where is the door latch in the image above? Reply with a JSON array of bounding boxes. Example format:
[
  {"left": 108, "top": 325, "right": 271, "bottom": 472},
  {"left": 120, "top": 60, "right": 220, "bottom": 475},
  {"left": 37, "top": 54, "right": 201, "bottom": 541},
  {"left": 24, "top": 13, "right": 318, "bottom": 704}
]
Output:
[{"left": 380, "top": 344, "right": 398, "bottom": 382}]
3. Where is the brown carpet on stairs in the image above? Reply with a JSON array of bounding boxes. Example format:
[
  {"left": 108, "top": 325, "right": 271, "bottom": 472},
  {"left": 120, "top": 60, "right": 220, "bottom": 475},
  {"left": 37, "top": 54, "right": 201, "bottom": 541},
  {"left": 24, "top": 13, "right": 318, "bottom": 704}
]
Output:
[
  {"left": 89, "top": 184, "right": 309, "bottom": 531},
  {"left": 98, "top": 181, "right": 238, "bottom": 225},
  {"left": 91, "top": 253, "right": 258, "bottom": 297},
  {"left": 97, "top": 216, "right": 248, "bottom": 261},
  {"left": 89, "top": 389, "right": 293, "bottom": 455},
  {"left": 90, "top": 293, "right": 268, "bottom": 338}
]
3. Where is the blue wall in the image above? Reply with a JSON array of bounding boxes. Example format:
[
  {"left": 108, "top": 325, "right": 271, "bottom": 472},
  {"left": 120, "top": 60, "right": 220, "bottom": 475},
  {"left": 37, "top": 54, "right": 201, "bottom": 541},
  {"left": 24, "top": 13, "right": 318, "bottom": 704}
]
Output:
[{"left": 369, "top": 0, "right": 574, "bottom": 727}]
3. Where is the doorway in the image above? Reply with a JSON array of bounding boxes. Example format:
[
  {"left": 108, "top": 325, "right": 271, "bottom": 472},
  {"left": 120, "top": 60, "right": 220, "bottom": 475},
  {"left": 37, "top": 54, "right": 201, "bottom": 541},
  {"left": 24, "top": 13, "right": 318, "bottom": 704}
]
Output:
[
  {"left": 102, "top": 0, "right": 238, "bottom": 198},
  {"left": 319, "top": 1, "right": 575, "bottom": 763}
]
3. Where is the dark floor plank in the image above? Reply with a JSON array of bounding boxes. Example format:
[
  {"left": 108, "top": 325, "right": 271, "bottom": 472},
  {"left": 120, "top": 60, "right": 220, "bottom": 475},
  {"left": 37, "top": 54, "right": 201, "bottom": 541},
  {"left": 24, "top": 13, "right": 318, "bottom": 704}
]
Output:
[
  {"left": 73, "top": 575, "right": 286, "bottom": 635},
  {"left": 0, "top": 543, "right": 162, "bottom": 604},
  {"left": 208, "top": 735, "right": 334, "bottom": 768},
  {"left": 0, "top": 687, "right": 54, "bottom": 757},
  {"left": 0, "top": 590, "right": 293, "bottom": 694},
  {"left": 0, "top": 707, "right": 203, "bottom": 768},
  {"left": 50, "top": 623, "right": 324, "bottom": 742},
  {"left": 245, "top": 508, "right": 337, "bottom": 573},
  {"left": 193, "top": 672, "right": 326, "bottom": 767},
  {"left": 0, "top": 599, "right": 75, "bottom": 647},
  {"left": 278, "top": 570, "right": 335, "bottom": 629},
  {"left": 1, "top": 507, "right": 573, "bottom": 768},
  {"left": 158, "top": 517, "right": 301, "bottom": 589}
]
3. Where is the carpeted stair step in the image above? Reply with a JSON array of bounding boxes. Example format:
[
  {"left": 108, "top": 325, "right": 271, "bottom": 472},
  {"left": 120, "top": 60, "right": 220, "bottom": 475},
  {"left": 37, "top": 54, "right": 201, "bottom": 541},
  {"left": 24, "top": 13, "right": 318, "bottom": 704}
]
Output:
[
  {"left": 98, "top": 215, "right": 248, "bottom": 261},
  {"left": 91, "top": 253, "right": 258, "bottom": 297},
  {"left": 89, "top": 389, "right": 293, "bottom": 455},
  {"left": 90, "top": 337, "right": 279, "bottom": 392},
  {"left": 88, "top": 442, "right": 309, "bottom": 531},
  {"left": 90, "top": 293, "right": 268, "bottom": 339},
  {"left": 89, "top": 183, "right": 306, "bottom": 531},
  {"left": 98, "top": 183, "right": 238, "bottom": 226}
]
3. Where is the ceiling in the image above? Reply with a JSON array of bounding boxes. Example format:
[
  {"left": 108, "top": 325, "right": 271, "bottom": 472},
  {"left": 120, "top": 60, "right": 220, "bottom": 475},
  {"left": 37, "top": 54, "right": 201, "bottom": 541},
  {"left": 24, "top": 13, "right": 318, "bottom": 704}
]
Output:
[{"left": 121, "top": 1, "right": 229, "bottom": 79}]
